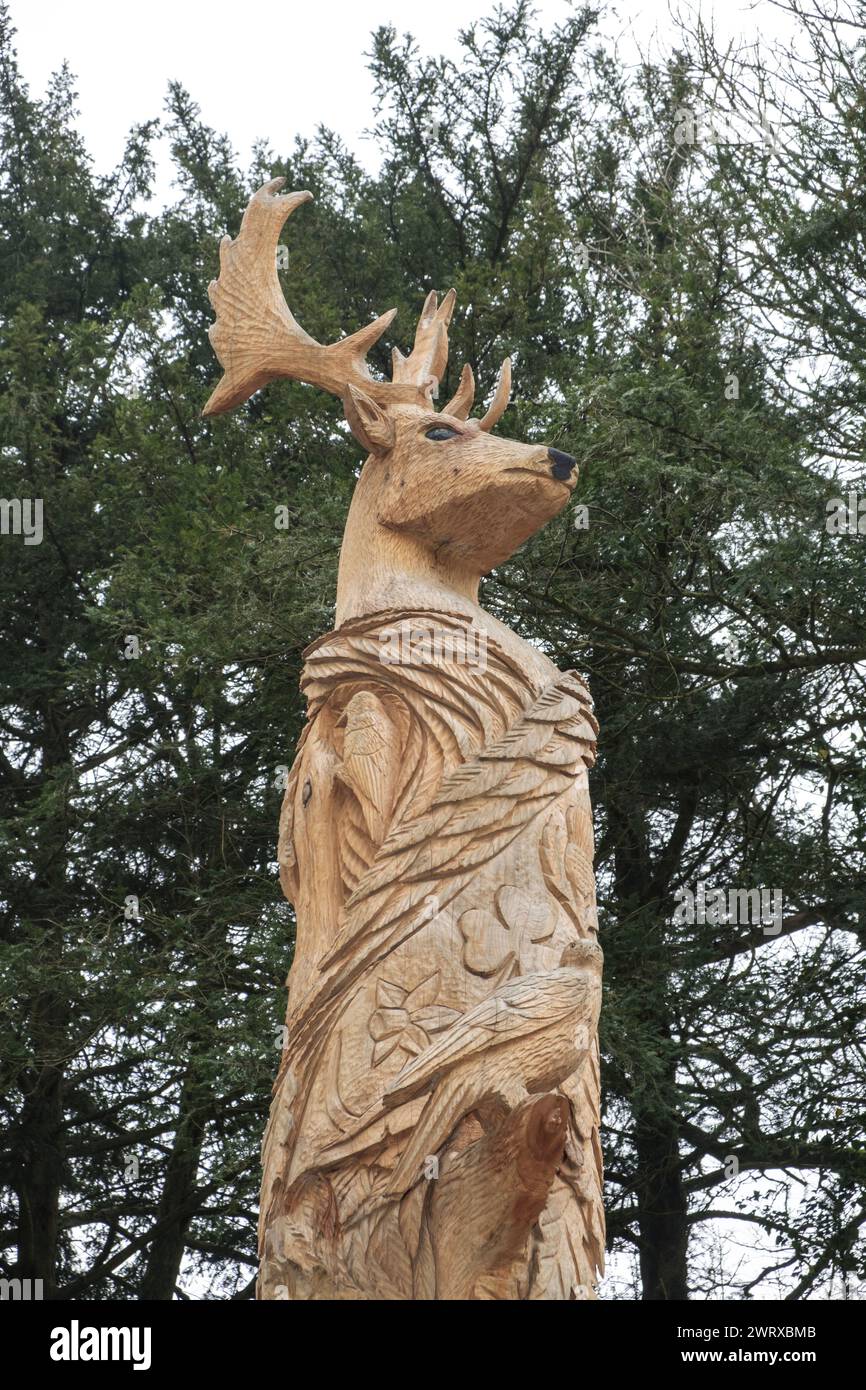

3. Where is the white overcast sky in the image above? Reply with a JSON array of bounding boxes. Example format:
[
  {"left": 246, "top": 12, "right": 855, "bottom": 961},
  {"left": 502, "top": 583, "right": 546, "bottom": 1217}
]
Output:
[{"left": 10, "top": 0, "right": 797, "bottom": 201}]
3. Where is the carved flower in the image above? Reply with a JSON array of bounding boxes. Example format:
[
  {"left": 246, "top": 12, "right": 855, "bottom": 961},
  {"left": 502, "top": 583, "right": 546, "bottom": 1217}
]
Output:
[
  {"left": 459, "top": 885, "right": 557, "bottom": 979},
  {"left": 368, "top": 971, "right": 460, "bottom": 1067}
]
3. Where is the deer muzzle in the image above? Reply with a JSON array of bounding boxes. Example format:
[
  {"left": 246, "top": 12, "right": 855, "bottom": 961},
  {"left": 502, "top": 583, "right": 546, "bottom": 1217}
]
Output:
[{"left": 548, "top": 448, "right": 577, "bottom": 481}]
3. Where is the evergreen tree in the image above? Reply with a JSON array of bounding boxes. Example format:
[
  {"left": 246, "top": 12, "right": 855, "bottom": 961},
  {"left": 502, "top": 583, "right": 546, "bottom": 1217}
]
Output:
[{"left": 0, "top": 0, "right": 862, "bottom": 1299}]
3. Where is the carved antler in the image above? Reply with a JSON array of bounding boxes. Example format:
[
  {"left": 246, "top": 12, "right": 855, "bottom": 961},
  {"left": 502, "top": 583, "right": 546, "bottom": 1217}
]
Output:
[
  {"left": 391, "top": 287, "right": 455, "bottom": 401},
  {"left": 479, "top": 358, "right": 512, "bottom": 432},
  {"left": 203, "top": 179, "right": 401, "bottom": 415},
  {"left": 441, "top": 357, "right": 511, "bottom": 432},
  {"left": 202, "top": 177, "right": 512, "bottom": 428}
]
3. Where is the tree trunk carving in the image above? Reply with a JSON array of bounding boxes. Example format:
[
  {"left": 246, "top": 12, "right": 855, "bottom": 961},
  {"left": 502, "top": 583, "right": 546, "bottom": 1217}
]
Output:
[{"left": 203, "top": 180, "right": 605, "bottom": 1300}]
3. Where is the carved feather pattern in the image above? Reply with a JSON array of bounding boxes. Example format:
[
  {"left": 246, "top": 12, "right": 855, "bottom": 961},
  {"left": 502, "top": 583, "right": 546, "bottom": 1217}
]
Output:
[{"left": 260, "top": 608, "right": 603, "bottom": 1300}]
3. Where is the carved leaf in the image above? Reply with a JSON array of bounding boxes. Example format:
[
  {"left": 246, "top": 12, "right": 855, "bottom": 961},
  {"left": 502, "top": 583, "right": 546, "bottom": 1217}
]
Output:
[
  {"left": 496, "top": 884, "right": 556, "bottom": 943},
  {"left": 459, "top": 907, "right": 513, "bottom": 976}
]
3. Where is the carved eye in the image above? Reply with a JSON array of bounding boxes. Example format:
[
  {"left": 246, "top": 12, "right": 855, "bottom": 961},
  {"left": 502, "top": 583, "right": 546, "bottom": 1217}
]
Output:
[{"left": 425, "top": 426, "right": 459, "bottom": 441}]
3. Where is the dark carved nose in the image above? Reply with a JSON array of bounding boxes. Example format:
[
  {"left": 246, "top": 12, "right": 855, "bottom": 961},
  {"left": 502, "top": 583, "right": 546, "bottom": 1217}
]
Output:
[{"left": 548, "top": 448, "right": 576, "bottom": 481}]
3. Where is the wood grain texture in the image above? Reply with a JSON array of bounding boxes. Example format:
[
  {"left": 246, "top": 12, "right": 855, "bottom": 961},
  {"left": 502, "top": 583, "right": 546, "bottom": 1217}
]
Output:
[{"left": 204, "top": 182, "right": 605, "bottom": 1300}]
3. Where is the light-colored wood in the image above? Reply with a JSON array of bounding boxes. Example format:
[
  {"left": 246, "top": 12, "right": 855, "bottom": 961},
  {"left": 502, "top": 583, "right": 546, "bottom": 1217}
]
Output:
[{"left": 204, "top": 180, "right": 604, "bottom": 1300}]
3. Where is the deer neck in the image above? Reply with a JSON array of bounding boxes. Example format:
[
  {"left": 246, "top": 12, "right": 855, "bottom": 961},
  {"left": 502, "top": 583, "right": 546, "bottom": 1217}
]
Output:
[
  {"left": 334, "top": 458, "right": 559, "bottom": 693},
  {"left": 335, "top": 471, "right": 481, "bottom": 626}
]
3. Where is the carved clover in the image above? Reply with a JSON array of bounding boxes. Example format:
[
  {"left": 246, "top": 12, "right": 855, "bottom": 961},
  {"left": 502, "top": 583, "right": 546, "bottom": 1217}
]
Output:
[
  {"left": 459, "top": 885, "right": 557, "bottom": 979},
  {"left": 368, "top": 971, "right": 460, "bottom": 1067}
]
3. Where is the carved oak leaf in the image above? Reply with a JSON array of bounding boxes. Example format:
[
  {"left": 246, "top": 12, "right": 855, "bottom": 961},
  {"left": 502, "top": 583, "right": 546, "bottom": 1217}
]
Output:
[
  {"left": 369, "top": 972, "right": 460, "bottom": 1066},
  {"left": 459, "top": 885, "right": 557, "bottom": 977}
]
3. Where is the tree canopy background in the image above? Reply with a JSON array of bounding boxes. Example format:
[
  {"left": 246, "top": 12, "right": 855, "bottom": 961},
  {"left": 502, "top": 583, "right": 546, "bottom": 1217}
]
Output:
[{"left": 1, "top": 0, "right": 864, "bottom": 1300}]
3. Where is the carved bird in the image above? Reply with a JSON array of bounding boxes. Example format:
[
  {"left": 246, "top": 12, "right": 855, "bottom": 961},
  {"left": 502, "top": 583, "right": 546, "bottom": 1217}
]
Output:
[
  {"left": 369, "top": 940, "right": 603, "bottom": 1196},
  {"left": 334, "top": 689, "right": 401, "bottom": 891}
]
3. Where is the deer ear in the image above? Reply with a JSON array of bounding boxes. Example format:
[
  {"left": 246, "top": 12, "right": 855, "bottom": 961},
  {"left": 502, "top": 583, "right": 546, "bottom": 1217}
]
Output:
[{"left": 343, "top": 385, "right": 395, "bottom": 454}]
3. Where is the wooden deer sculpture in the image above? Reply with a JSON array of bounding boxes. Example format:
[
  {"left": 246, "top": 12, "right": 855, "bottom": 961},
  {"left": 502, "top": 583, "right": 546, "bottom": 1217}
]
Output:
[{"left": 204, "top": 178, "right": 604, "bottom": 1300}]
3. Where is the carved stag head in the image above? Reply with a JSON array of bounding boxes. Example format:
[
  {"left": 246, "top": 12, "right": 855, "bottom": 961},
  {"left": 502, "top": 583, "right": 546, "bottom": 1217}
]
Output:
[{"left": 203, "top": 178, "right": 577, "bottom": 574}]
